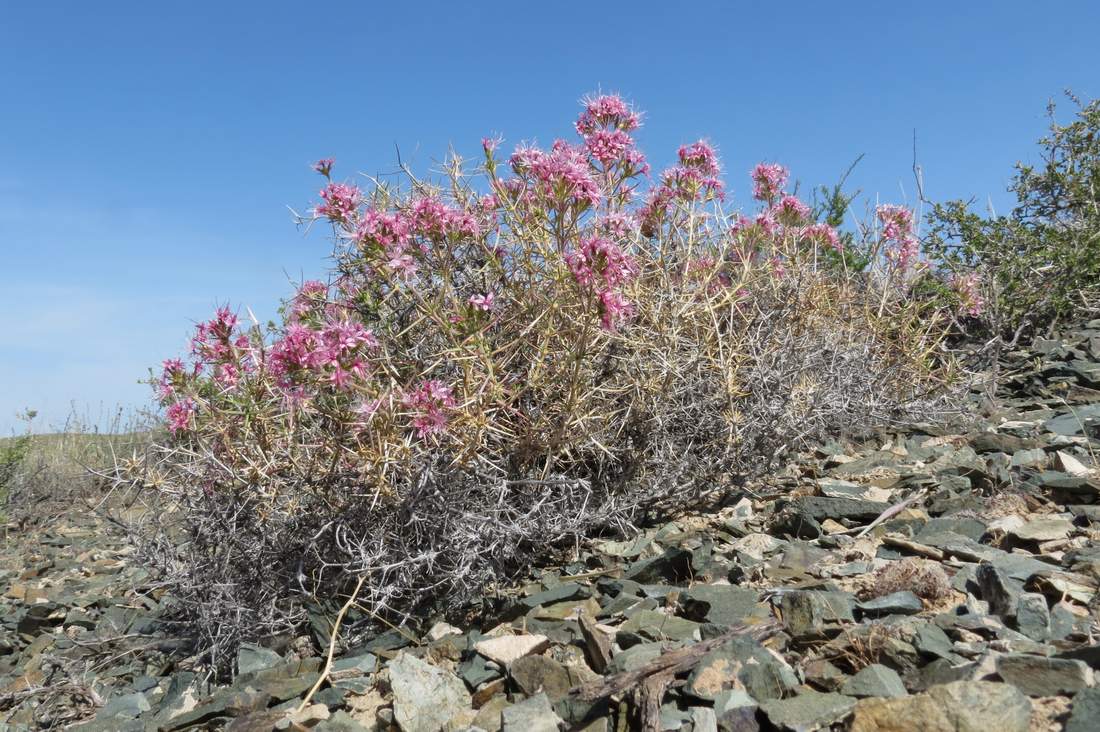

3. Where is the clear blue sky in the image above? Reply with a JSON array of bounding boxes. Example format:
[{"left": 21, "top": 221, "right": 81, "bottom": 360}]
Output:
[{"left": 2, "top": 1, "right": 1097, "bottom": 434}]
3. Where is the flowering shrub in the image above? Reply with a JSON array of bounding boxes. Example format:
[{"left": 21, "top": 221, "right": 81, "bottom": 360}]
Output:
[{"left": 123, "top": 94, "right": 964, "bottom": 668}]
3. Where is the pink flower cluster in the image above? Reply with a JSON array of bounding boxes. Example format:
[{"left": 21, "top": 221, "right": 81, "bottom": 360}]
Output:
[
  {"left": 877, "top": 204, "right": 919, "bottom": 273},
  {"left": 509, "top": 140, "right": 603, "bottom": 210},
  {"left": 269, "top": 319, "right": 378, "bottom": 390},
  {"left": 166, "top": 398, "right": 195, "bottom": 435},
  {"left": 316, "top": 182, "right": 362, "bottom": 223},
  {"left": 158, "top": 358, "right": 186, "bottom": 399},
  {"left": 468, "top": 292, "right": 495, "bottom": 311},
  {"left": 801, "top": 222, "right": 843, "bottom": 252},
  {"left": 291, "top": 280, "right": 329, "bottom": 319},
  {"left": 574, "top": 95, "right": 647, "bottom": 174},
  {"left": 574, "top": 94, "right": 641, "bottom": 136},
  {"left": 312, "top": 158, "right": 335, "bottom": 177},
  {"left": 565, "top": 236, "right": 637, "bottom": 329},
  {"left": 951, "top": 272, "right": 985, "bottom": 317},
  {"left": 190, "top": 307, "right": 251, "bottom": 387},
  {"left": 410, "top": 197, "right": 480, "bottom": 240},
  {"left": 402, "top": 379, "right": 456, "bottom": 438},
  {"left": 774, "top": 194, "right": 811, "bottom": 225},
  {"left": 751, "top": 163, "right": 789, "bottom": 202},
  {"left": 640, "top": 140, "right": 723, "bottom": 234}
]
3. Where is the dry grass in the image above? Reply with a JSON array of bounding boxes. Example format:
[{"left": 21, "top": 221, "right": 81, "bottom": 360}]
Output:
[{"left": 864, "top": 557, "right": 954, "bottom": 604}]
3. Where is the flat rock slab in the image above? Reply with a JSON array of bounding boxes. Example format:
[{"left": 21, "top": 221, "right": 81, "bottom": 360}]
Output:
[
  {"left": 474, "top": 634, "right": 550, "bottom": 665},
  {"left": 388, "top": 652, "right": 471, "bottom": 732},
  {"left": 850, "top": 681, "right": 1031, "bottom": 732},
  {"left": 759, "top": 690, "right": 856, "bottom": 731}
]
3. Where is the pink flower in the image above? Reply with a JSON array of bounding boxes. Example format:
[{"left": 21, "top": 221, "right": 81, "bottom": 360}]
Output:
[
  {"left": 468, "top": 292, "right": 495, "bottom": 311},
  {"left": 215, "top": 363, "right": 240, "bottom": 387},
  {"left": 353, "top": 209, "right": 410, "bottom": 251},
  {"left": 402, "top": 379, "right": 456, "bottom": 438},
  {"left": 410, "top": 197, "right": 480, "bottom": 239},
  {"left": 769, "top": 255, "right": 786, "bottom": 279},
  {"left": 678, "top": 141, "right": 720, "bottom": 177},
  {"left": 312, "top": 158, "right": 335, "bottom": 177},
  {"left": 597, "top": 213, "right": 637, "bottom": 239},
  {"left": 598, "top": 289, "right": 634, "bottom": 330},
  {"left": 575, "top": 94, "right": 641, "bottom": 136},
  {"left": 352, "top": 397, "right": 382, "bottom": 430},
  {"left": 877, "top": 204, "right": 914, "bottom": 242},
  {"left": 802, "top": 223, "right": 843, "bottom": 252},
  {"left": 385, "top": 246, "right": 418, "bottom": 280},
  {"left": 158, "top": 358, "right": 185, "bottom": 399},
  {"left": 951, "top": 272, "right": 984, "bottom": 317},
  {"left": 316, "top": 182, "right": 361, "bottom": 223},
  {"left": 584, "top": 128, "right": 635, "bottom": 166},
  {"left": 754, "top": 210, "right": 779, "bottom": 237},
  {"left": 482, "top": 136, "right": 501, "bottom": 154},
  {"left": 751, "top": 163, "right": 789, "bottom": 202},
  {"left": 291, "top": 280, "right": 328, "bottom": 318},
  {"left": 166, "top": 398, "right": 196, "bottom": 435},
  {"left": 774, "top": 195, "right": 810, "bottom": 225},
  {"left": 565, "top": 236, "right": 636, "bottom": 290},
  {"left": 509, "top": 141, "right": 602, "bottom": 209}
]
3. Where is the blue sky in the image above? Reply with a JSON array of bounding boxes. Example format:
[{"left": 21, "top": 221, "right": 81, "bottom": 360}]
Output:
[{"left": 2, "top": 1, "right": 1097, "bottom": 434}]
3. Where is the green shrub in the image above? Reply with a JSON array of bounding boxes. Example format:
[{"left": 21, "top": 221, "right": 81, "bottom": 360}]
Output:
[
  {"left": 0, "top": 434, "right": 31, "bottom": 500},
  {"left": 925, "top": 94, "right": 1100, "bottom": 337}
]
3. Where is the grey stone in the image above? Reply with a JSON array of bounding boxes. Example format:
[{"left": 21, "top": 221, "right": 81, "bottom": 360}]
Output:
[
  {"left": 1010, "top": 448, "right": 1047, "bottom": 468},
  {"left": 1014, "top": 593, "right": 1050, "bottom": 641},
  {"left": 841, "top": 664, "right": 907, "bottom": 698},
  {"left": 976, "top": 563, "right": 1022, "bottom": 618},
  {"left": 608, "top": 642, "right": 667, "bottom": 674},
  {"left": 850, "top": 680, "right": 1030, "bottom": 732},
  {"left": 713, "top": 689, "right": 760, "bottom": 731},
  {"left": 1066, "top": 686, "right": 1100, "bottom": 732},
  {"left": 623, "top": 548, "right": 693, "bottom": 584},
  {"left": 995, "top": 653, "right": 1092, "bottom": 696},
  {"left": 857, "top": 591, "right": 922, "bottom": 617},
  {"left": 689, "top": 706, "right": 719, "bottom": 732},
  {"left": 791, "top": 496, "right": 890, "bottom": 522},
  {"left": 501, "top": 693, "right": 564, "bottom": 732},
  {"left": 509, "top": 654, "right": 573, "bottom": 701},
  {"left": 617, "top": 609, "right": 700, "bottom": 642},
  {"left": 98, "top": 692, "right": 151, "bottom": 719},
  {"left": 389, "top": 652, "right": 472, "bottom": 732},
  {"left": 520, "top": 582, "right": 591, "bottom": 611},
  {"left": 679, "top": 585, "right": 760, "bottom": 627},
  {"left": 914, "top": 623, "right": 955, "bottom": 660},
  {"left": 315, "top": 710, "right": 374, "bottom": 731},
  {"left": 758, "top": 690, "right": 856, "bottom": 731},
  {"left": 237, "top": 642, "right": 283, "bottom": 677},
  {"left": 460, "top": 653, "right": 500, "bottom": 689}
]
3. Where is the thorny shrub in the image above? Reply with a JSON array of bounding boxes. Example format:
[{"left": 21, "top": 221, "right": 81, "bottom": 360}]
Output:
[{"left": 119, "top": 95, "right": 968, "bottom": 670}]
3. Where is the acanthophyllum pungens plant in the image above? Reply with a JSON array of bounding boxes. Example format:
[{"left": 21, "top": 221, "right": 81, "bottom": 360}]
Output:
[{"left": 122, "top": 94, "right": 968, "bottom": 669}]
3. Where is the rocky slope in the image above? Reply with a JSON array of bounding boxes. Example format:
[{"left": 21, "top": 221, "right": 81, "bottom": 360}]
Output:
[{"left": 2, "top": 320, "right": 1100, "bottom": 731}]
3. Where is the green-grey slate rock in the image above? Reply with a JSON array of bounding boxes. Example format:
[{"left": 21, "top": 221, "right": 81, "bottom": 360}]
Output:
[
  {"left": 501, "top": 692, "right": 564, "bottom": 732},
  {"left": 849, "top": 681, "right": 1030, "bottom": 732},
  {"left": 1066, "top": 686, "right": 1100, "bottom": 732},
  {"left": 758, "top": 690, "right": 856, "bottom": 731},
  {"left": 679, "top": 585, "right": 760, "bottom": 627},
  {"left": 995, "top": 653, "right": 1093, "bottom": 696},
  {"left": 1014, "top": 593, "right": 1051, "bottom": 641},
  {"left": 840, "top": 664, "right": 907, "bottom": 698},
  {"left": 857, "top": 591, "right": 922, "bottom": 617},
  {"left": 389, "top": 652, "right": 472, "bottom": 732}
]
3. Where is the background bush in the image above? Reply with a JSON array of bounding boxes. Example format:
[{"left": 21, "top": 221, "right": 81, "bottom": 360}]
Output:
[
  {"left": 924, "top": 93, "right": 1100, "bottom": 339},
  {"left": 120, "top": 95, "right": 966, "bottom": 670}
]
